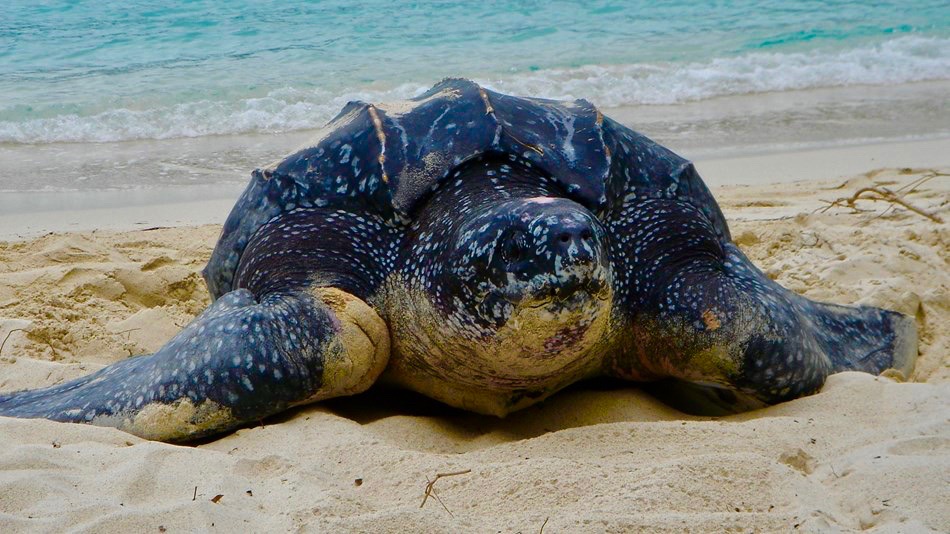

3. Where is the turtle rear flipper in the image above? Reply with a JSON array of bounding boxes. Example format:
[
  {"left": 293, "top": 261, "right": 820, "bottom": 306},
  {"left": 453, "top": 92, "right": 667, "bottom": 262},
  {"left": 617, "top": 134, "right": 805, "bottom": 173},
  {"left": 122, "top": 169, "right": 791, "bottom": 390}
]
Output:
[{"left": 0, "top": 288, "right": 389, "bottom": 442}]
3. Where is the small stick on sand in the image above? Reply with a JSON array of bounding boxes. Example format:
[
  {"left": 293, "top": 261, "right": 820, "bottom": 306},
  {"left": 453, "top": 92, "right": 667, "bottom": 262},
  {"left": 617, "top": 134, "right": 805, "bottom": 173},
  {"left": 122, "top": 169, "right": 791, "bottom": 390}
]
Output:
[
  {"left": 817, "top": 185, "right": 944, "bottom": 223},
  {"left": 113, "top": 328, "right": 141, "bottom": 339},
  {"left": 895, "top": 172, "right": 942, "bottom": 194},
  {"left": 424, "top": 478, "right": 453, "bottom": 517},
  {"left": 420, "top": 469, "right": 472, "bottom": 515},
  {"left": 0, "top": 328, "right": 26, "bottom": 357}
]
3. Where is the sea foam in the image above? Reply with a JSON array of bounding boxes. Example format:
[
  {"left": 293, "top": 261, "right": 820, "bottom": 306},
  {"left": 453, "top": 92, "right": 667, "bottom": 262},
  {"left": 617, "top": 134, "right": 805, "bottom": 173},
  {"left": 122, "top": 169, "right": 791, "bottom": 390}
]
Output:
[{"left": 1, "top": 36, "right": 947, "bottom": 145}]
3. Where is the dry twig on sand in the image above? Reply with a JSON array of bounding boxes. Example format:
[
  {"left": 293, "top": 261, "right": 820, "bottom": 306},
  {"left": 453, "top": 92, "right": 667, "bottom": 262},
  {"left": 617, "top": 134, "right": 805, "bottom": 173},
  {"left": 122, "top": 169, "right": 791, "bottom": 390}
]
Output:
[
  {"left": 816, "top": 172, "right": 946, "bottom": 223},
  {"left": 0, "top": 328, "right": 26, "bottom": 357},
  {"left": 420, "top": 469, "right": 472, "bottom": 516}
]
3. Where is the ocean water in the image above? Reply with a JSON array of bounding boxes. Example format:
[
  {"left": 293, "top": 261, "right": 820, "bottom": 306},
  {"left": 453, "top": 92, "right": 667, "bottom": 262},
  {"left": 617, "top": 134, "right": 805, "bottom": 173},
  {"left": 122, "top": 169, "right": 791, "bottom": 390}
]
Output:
[{"left": 1, "top": 0, "right": 949, "bottom": 193}]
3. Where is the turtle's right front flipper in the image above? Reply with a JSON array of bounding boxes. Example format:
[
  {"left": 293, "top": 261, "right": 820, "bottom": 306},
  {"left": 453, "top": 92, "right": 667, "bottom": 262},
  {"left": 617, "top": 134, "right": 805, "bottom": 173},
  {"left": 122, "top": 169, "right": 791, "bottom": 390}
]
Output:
[{"left": 0, "top": 287, "right": 389, "bottom": 442}]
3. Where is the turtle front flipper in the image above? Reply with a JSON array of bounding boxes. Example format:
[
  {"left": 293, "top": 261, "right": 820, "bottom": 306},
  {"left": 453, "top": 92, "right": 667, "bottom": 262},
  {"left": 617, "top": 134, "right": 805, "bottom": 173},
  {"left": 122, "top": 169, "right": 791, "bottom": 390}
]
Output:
[
  {"left": 0, "top": 287, "right": 389, "bottom": 442},
  {"left": 607, "top": 198, "right": 917, "bottom": 408}
]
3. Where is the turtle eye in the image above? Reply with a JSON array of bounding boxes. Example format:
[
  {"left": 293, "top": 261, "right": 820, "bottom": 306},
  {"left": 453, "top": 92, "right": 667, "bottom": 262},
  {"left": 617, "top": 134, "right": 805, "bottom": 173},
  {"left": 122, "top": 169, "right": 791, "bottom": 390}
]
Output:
[{"left": 501, "top": 233, "right": 528, "bottom": 265}]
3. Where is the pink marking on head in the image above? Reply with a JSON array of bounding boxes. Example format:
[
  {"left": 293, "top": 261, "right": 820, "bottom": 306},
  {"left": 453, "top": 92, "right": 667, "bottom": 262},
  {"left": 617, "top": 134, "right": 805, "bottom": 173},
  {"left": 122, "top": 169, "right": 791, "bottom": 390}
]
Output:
[{"left": 526, "top": 196, "right": 557, "bottom": 204}]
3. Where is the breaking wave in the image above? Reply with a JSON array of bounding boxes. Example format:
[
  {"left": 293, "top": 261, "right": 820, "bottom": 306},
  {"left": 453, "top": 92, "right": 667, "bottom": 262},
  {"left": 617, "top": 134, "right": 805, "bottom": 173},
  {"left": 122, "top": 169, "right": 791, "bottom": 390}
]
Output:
[{"left": 2, "top": 36, "right": 947, "bottom": 144}]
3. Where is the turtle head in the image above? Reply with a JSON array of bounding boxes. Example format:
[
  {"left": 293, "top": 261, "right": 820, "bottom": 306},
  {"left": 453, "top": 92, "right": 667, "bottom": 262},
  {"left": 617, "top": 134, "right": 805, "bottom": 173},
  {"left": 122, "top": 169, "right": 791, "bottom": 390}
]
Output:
[
  {"left": 386, "top": 162, "right": 616, "bottom": 413},
  {"left": 444, "top": 195, "right": 613, "bottom": 341}
]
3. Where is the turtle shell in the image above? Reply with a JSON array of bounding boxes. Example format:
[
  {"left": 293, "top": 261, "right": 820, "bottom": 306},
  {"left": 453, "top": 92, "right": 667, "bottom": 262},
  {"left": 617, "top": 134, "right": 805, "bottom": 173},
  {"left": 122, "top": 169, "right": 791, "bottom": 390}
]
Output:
[{"left": 204, "top": 78, "right": 728, "bottom": 297}]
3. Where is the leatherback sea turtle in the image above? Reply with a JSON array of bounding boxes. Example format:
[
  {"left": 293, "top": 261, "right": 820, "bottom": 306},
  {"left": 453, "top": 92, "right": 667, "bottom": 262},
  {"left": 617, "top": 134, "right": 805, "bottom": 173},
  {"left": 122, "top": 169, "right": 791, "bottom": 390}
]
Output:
[{"left": 0, "top": 79, "right": 916, "bottom": 441}]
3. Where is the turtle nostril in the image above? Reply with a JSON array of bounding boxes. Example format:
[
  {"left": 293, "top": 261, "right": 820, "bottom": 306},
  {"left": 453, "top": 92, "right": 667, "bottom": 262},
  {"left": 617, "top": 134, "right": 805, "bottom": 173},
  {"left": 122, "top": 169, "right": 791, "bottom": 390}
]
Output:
[
  {"left": 580, "top": 229, "right": 592, "bottom": 240},
  {"left": 559, "top": 233, "right": 571, "bottom": 243}
]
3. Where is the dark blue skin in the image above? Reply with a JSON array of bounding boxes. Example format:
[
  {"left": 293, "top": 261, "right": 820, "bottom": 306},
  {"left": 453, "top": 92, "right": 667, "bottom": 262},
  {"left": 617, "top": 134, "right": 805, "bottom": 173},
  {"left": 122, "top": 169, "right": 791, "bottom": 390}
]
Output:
[{"left": 0, "top": 79, "right": 916, "bottom": 441}]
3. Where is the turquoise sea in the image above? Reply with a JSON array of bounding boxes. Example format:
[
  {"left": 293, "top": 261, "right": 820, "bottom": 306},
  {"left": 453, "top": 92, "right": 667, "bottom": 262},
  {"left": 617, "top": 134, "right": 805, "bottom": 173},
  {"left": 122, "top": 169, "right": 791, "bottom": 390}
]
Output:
[{"left": 1, "top": 0, "right": 948, "bottom": 193}]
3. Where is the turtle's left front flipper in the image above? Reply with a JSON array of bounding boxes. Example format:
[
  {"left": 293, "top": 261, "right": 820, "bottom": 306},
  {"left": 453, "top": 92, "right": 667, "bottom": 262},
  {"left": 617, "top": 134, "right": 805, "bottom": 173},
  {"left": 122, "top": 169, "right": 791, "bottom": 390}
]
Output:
[
  {"left": 605, "top": 197, "right": 917, "bottom": 406},
  {"left": 0, "top": 287, "right": 389, "bottom": 442}
]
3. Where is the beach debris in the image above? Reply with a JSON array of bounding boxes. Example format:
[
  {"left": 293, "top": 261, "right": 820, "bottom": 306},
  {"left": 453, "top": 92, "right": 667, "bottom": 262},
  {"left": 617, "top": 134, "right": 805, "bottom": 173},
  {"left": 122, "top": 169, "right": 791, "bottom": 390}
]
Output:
[
  {"left": 113, "top": 328, "right": 141, "bottom": 340},
  {"left": 354, "top": 478, "right": 363, "bottom": 486},
  {"left": 211, "top": 494, "right": 224, "bottom": 504},
  {"left": 0, "top": 328, "right": 26, "bottom": 357},
  {"left": 817, "top": 171, "right": 945, "bottom": 223},
  {"left": 540, "top": 516, "right": 550, "bottom": 533},
  {"left": 420, "top": 468, "right": 471, "bottom": 516}
]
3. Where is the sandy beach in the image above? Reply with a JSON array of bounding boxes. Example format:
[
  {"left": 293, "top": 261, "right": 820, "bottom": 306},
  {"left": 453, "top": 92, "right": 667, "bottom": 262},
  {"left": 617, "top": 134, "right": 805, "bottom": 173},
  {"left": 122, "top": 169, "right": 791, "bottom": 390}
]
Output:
[{"left": 0, "top": 137, "right": 947, "bottom": 532}]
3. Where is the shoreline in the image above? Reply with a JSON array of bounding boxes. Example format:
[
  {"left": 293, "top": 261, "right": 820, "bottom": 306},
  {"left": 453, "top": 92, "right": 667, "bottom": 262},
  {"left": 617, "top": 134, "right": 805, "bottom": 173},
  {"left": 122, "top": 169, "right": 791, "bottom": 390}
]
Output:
[{"left": 1, "top": 135, "right": 948, "bottom": 241}]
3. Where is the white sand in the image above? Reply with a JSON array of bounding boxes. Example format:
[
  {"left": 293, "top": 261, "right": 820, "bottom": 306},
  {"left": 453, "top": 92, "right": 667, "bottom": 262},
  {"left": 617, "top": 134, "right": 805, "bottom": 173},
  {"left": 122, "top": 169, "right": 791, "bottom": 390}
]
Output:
[{"left": 0, "top": 146, "right": 948, "bottom": 532}]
